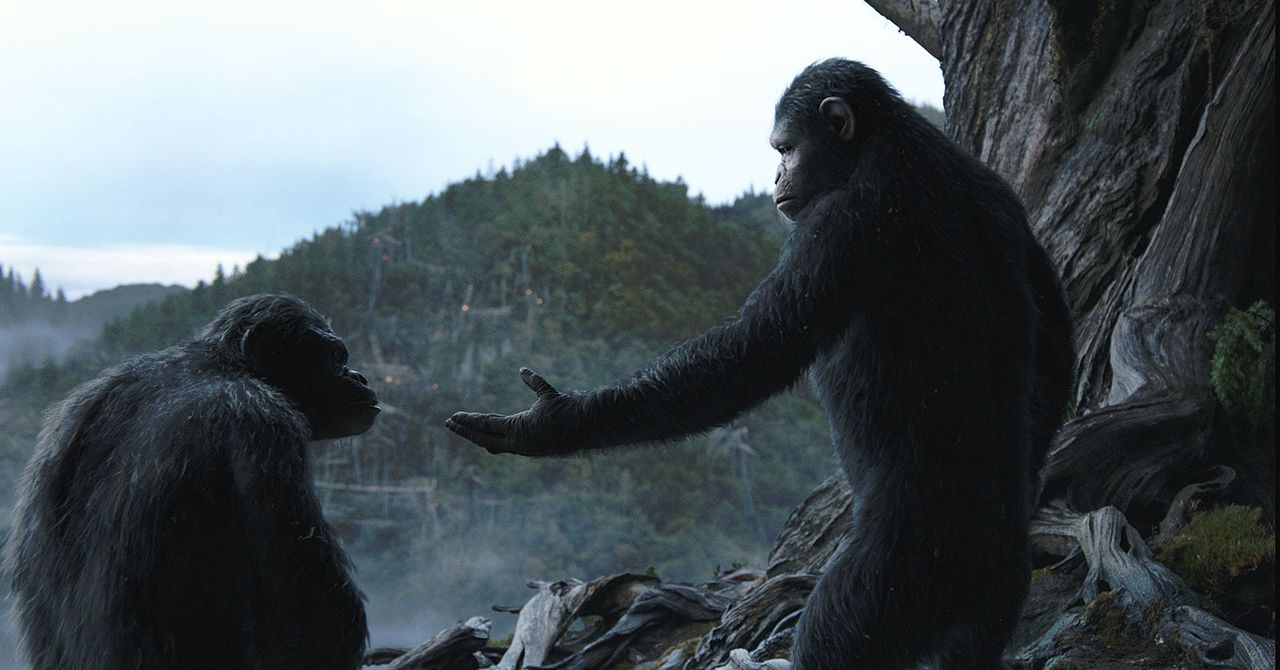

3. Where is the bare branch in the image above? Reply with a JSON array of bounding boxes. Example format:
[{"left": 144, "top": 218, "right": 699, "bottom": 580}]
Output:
[{"left": 864, "top": 0, "right": 942, "bottom": 59}]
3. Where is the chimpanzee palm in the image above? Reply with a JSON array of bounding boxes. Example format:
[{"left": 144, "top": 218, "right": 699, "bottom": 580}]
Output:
[
  {"left": 6, "top": 294, "right": 380, "bottom": 670},
  {"left": 448, "top": 59, "right": 1074, "bottom": 668}
]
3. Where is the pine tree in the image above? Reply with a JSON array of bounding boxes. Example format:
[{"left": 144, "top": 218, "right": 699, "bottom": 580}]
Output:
[
  {"left": 54, "top": 288, "right": 70, "bottom": 323},
  {"left": 210, "top": 264, "right": 230, "bottom": 307},
  {"left": 29, "top": 269, "right": 46, "bottom": 302},
  {"left": 0, "top": 263, "right": 10, "bottom": 317}
]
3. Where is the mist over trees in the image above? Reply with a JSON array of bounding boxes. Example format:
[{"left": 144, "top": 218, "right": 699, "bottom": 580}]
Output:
[
  {"left": 0, "top": 269, "right": 183, "bottom": 380},
  {"left": 1, "top": 266, "right": 73, "bottom": 381},
  {"left": 0, "top": 266, "right": 67, "bottom": 322}
]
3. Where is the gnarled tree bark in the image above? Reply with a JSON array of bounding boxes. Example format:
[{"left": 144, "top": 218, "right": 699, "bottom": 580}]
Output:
[{"left": 876, "top": 0, "right": 1276, "bottom": 527}]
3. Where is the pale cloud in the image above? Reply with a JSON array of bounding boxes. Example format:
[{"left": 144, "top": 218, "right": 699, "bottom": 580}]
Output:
[
  {"left": 1, "top": 0, "right": 943, "bottom": 292},
  {"left": 0, "top": 236, "right": 270, "bottom": 300}
]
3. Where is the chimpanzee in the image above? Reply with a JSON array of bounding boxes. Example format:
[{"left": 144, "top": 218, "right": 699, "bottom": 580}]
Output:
[
  {"left": 6, "top": 293, "right": 379, "bottom": 670},
  {"left": 447, "top": 59, "right": 1074, "bottom": 668}
]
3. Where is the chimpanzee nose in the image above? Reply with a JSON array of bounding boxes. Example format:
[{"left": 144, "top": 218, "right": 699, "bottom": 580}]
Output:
[
  {"left": 349, "top": 369, "right": 368, "bottom": 385},
  {"left": 775, "top": 165, "right": 783, "bottom": 184}
]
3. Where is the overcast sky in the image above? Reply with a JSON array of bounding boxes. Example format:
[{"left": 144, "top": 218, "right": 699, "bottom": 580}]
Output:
[{"left": 0, "top": 0, "right": 942, "bottom": 299}]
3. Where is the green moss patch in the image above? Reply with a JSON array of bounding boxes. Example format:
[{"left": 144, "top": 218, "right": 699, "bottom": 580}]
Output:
[{"left": 1157, "top": 505, "right": 1276, "bottom": 595}]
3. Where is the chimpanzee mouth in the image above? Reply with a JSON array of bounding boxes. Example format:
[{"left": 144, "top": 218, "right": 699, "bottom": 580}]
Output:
[{"left": 351, "top": 401, "right": 382, "bottom": 416}]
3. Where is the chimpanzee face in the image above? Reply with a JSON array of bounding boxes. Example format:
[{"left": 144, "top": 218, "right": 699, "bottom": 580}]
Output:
[
  {"left": 249, "top": 321, "right": 381, "bottom": 441},
  {"left": 769, "top": 96, "right": 857, "bottom": 222}
]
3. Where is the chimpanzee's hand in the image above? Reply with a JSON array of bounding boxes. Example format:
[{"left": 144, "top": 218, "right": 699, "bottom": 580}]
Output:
[{"left": 445, "top": 368, "right": 578, "bottom": 456}]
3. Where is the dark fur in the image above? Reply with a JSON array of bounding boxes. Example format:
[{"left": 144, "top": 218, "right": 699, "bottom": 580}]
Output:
[
  {"left": 451, "top": 59, "right": 1074, "bottom": 668},
  {"left": 6, "top": 294, "right": 374, "bottom": 670}
]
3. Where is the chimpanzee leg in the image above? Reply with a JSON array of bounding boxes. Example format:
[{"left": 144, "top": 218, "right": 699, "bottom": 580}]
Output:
[{"left": 790, "top": 523, "right": 1027, "bottom": 669}]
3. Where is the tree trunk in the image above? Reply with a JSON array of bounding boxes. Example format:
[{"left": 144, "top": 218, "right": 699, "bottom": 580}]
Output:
[{"left": 867, "top": 0, "right": 1275, "bottom": 525}]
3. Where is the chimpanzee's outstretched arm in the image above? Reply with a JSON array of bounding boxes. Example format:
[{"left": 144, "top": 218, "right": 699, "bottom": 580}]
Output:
[{"left": 447, "top": 193, "right": 870, "bottom": 456}]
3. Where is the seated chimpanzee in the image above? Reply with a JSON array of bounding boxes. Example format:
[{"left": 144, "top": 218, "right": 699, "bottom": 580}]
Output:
[
  {"left": 447, "top": 59, "right": 1075, "bottom": 668},
  {"left": 6, "top": 293, "right": 380, "bottom": 670}
]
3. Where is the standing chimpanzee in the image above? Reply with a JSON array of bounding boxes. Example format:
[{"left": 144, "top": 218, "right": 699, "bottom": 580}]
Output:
[
  {"left": 447, "top": 59, "right": 1075, "bottom": 668},
  {"left": 6, "top": 294, "right": 380, "bottom": 670}
]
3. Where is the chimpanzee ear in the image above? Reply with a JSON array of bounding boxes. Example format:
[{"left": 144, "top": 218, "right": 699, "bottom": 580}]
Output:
[
  {"left": 239, "top": 324, "right": 268, "bottom": 368},
  {"left": 818, "top": 97, "right": 856, "bottom": 141}
]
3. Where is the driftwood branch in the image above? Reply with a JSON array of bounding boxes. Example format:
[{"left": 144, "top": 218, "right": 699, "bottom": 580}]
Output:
[
  {"left": 536, "top": 582, "right": 735, "bottom": 669},
  {"left": 1074, "top": 507, "right": 1199, "bottom": 608},
  {"left": 687, "top": 574, "right": 817, "bottom": 669},
  {"left": 494, "top": 573, "right": 751, "bottom": 670},
  {"left": 496, "top": 580, "right": 590, "bottom": 670},
  {"left": 863, "top": 0, "right": 942, "bottom": 59},
  {"left": 363, "top": 616, "right": 492, "bottom": 670},
  {"left": 1170, "top": 606, "right": 1276, "bottom": 669}
]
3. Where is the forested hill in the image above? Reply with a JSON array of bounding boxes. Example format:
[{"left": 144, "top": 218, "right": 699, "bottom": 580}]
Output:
[
  {"left": 0, "top": 146, "right": 835, "bottom": 644},
  {"left": 86, "top": 146, "right": 782, "bottom": 357}
]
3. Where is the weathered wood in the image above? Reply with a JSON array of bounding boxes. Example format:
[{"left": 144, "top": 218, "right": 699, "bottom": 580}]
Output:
[
  {"left": 1169, "top": 605, "right": 1276, "bottom": 669},
  {"left": 931, "top": 0, "right": 1275, "bottom": 455},
  {"left": 496, "top": 580, "right": 590, "bottom": 670},
  {"left": 686, "top": 574, "right": 817, "bottom": 669},
  {"left": 863, "top": 0, "right": 942, "bottom": 59},
  {"left": 1075, "top": 507, "right": 1200, "bottom": 608},
  {"left": 363, "top": 616, "right": 492, "bottom": 670},
  {"left": 499, "top": 574, "right": 663, "bottom": 669},
  {"left": 486, "top": 572, "right": 758, "bottom": 670},
  {"left": 1150, "top": 464, "right": 1236, "bottom": 549},
  {"left": 765, "top": 475, "right": 852, "bottom": 577},
  {"left": 1038, "top": 395, "right": 1216, "bottom": 523},
  {"left": 536, "top": 582, "right": 735, "bottom": 670}
]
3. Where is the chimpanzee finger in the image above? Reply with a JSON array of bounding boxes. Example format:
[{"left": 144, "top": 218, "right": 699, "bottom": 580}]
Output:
[
  {"left": 445, "top": 414, "right": 509, "bottom": 450},
  {"left": 448, "top": 412, "right": 510, "bottom": 433},
  {"left": 519, "top": 367, "right": 558, "bottom": 397},
  {"left": 445, "top": 419, "right": 509, "bottom": 452}
]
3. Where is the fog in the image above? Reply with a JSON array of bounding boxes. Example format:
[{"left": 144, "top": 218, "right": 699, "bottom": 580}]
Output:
[{"left": 0, "top": 322, "right": 94, "bottom": 382}]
